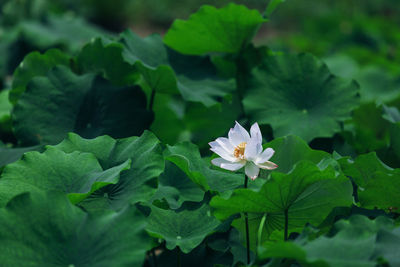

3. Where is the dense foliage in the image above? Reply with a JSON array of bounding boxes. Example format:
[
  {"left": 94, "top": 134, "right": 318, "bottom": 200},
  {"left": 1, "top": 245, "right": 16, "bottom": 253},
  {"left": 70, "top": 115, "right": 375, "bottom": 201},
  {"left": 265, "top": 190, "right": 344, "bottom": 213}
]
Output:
[{"left": 0, "top": 0, "right": 399, "bottom": 266}]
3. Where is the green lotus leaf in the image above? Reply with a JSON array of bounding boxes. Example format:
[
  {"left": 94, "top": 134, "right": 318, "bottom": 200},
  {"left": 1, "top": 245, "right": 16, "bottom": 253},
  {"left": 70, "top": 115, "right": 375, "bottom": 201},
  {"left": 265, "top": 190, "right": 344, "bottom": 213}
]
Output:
[
  {"left": 54, "top": 131, "right": 164, "bottom": 210},
  {"left": 12, "top": 65, "right": 153, "bottom": 145},
  {"left": 164, "top": 141, "right": 243, "bottom": 193},
  {"left": 183, "top": 97, "right": 241, "bottom": 149},
  {"left": 0, "top": 146, "right": 130, "bottom": 206},
  {"left": 0, "top": 192, "right": 151, "bottom": 266},
  {"left": 339, "top": 152, "right": 400, "bottom": 210},
  {"left": 151, "top": 162, "right": 205, "bottom": 209},
  {"left": 10, "top": 49, "right": 70, "bottom": 104},
  {"left": 13, "top": 66, "right": 92, "bottom": 145},
  {"left": 244, "top": 53, "right": 360, "bottom": 142},
  {"left": 120, "top": 31, "right": 168, "bottom": 68},
  {"left": 149, "top": 93, "right": 188, "bottom": 145},
  {"left": 343, "top": 103, "right": 390, "bottom": 154},
  {"left": 164, "top": 3, "right": 266, "bottom": 55},
  {"left": 146, "top": 203, "right": 220, "bottom": 253},
  {"left": 172, "top": 53, "right": 235, "bottom": 107},
  {"left": 323, "top": 54, "right": 359, "bottom": 80},
  {"left": 53, "top": 133, "right": 117, "bottom": 167},
  {"left": 355, "top": 66, "right": 400, "bottom": 104},
  {"left": 120, "top": 31, "right": 178, "bottom": 94},
  {"left": 325, "top": 54, "right": 400, "bottom": 104},
  {"left": 264, "top": 135, "right": 331, "bottom": 173},
  {"left": 375, "top": 227, "right": 400, "bottom": 267},
  {"left": 76, "top": 37, "right": 139, "bottom": 86},
  {"left": 18, "top": 14, "right": 107, "bottom": 51},
  {"left": 260, "top": 215, "right": 399, "bottom": 267},
  {"left": 338, "top": 152, "right": 392, "bottom": 188},
  {"left": 210, "top": 161, "right": 353, "bottom": 239},
  {"left": 360, "top": 170, "right": 400, "bottom": 211},
  {"left": 120, "top": 30, "right": 234, "bottom": 107}
]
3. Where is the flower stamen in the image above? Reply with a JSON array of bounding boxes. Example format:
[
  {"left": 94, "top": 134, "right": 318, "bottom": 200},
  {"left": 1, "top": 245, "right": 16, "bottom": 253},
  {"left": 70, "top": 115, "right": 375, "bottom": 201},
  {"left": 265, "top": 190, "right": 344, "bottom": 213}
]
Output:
[{"left": 234, "top": 142, "right": 247, "bottom": 159}]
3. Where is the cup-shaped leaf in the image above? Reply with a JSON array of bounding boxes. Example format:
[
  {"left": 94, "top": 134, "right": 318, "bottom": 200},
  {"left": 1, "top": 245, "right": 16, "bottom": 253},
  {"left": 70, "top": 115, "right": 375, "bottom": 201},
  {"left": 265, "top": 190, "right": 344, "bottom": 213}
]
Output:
[
  {"left": 260, "top": 215, "right": 399, "bottom": 267},
  {"left": 151, "top": 162, "right": 205, "bottom": 209},
  {"left": 210, "top": 161, "right": 353, "bottom": 238},
  {"left": 10, "top": 49, "right": 70, "bottom": 104},
  {"left": 146, "top": 203, "right": 220, "bottom": 253},
  {"left": 54, "top": 131, "right": 164, "bottom": 210},
  {"left": 12, "top": 66, "right": 153, "bottom": 145},
  {"left": 244, "top": 53, "right": 360, "bottom": 142},
  {"left": 0, "top": 192, "right": 151, "bottom": 266},
  {"left": 0, "top": 147, "right": 130, "bottom": 206},
  {"left": 76, "top": 38, "right": 139, "bottom": 86},
  {"left": 164, "top": 3, "right": 266, "bottom": 55},
  {"left": 120, "top": 30, "right": 235, "bottom": 107},
  {"left": 164, "top": 141, "right": 243, "bottom": 193},
  {"left": 264, "top": 135, "right": 331, "bottom": 173},
  {"left": 339, "top": 152, "right": 400, "bottom": 210}
]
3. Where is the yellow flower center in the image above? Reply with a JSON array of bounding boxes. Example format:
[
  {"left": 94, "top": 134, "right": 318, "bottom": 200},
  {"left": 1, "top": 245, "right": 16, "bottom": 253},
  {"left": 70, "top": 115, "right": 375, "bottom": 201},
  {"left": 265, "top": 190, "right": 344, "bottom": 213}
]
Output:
[{"left": 234, "top": 142, "right": 247, "bottom": 159}]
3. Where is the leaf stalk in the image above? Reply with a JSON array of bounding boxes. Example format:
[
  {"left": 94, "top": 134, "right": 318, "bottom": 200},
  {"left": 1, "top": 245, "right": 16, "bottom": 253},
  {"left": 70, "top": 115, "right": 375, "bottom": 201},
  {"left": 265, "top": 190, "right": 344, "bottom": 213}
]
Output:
[
  {"left": 284, "top": 208, "right": 289, "bottom": 241},
  {"left": 244, "top": 175, "right": 251, "bottom": 265}
]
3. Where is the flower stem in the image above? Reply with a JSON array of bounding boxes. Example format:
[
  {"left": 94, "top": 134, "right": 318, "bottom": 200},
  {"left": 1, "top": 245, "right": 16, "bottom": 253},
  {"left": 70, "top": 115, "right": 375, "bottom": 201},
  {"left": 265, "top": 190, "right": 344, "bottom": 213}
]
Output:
[
  {"left": 149, "top": 88, "right": 156, "bottom": 111},
  {"left": 284, "top": 208, "right": 289, "bottom": 241},
  {"left": 257, "top": 213, "right": 267, "bottom": 257},
  {"left": 244, "top": 175, "right": 250, "bottom": 265}
]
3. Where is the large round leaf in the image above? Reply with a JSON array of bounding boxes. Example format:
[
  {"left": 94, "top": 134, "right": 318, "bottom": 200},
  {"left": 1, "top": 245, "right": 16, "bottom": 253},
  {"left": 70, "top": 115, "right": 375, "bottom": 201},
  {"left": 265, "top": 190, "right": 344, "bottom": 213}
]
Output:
[
  {"left": 146, "top": 203, "right": 220, "bottom": 253},
  {"left": 338, "top": 152, "right": 392, "bottom": 188},
  {"left": 339, "top": 152, "right": 400, "bottom": 210},
  {"left": 12, "top": 66, "right": 153, "bottom": 145},
  {"left": 164, "top": 3, "right": 266, "bottom": 55},
  {"left": 120, "top": 30, "right": 235, "bottom": 107},
  {"left": 325, "top": 55, "right": 400, "bottom": 104},
  {"left": 164, "top": 141, "right": 243, "bottom": 193},
  {"left": 151, "top": 162, "right": 205, "bottom": 209},
  {"left": 260, "top": 215, "right": 398, "bottom": 267},
  {"left": 10, "top": 49, "right": 70, "bottom": 104},
  {"left": 76, "top": 38, "right": 139, "bottom": 86},
  {"left": 342, "top": 103, "right": 391, "bottom": 154},
  {"left": 0, "top": 147, "right": 130, "bottom": 206},
  {"left": 18, "top": 14, "right": 107, "bottom": 52},
  {"left": 54, "top": 131, "right": 164, "bottom": 210},
  {"left": 243, "top": 53, "right": 360, "bottom": 142},
  {"left": 210, "top": 161, "right": 353, "bottom": 238},
  {"left": 120, "top": 31, "right": 178, "bottom": 95},
  {"left": 265, "top": 135, "right": 331, "bottom": 173},
  {"left": 360, "top": 171, "right": 400, "bottom": 211},
  {"left": 183, "top": 97, "right": 241, "bottom": 149},
  {"left": 0, "top": 192, "right": 151, "bottom": 267}
]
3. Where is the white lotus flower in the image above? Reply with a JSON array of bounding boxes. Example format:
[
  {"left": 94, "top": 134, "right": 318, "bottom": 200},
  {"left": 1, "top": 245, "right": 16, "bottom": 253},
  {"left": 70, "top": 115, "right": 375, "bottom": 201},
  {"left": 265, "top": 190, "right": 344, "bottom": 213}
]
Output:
[{"left": 209, "top": 121, "right": 278, "bottom": 180}]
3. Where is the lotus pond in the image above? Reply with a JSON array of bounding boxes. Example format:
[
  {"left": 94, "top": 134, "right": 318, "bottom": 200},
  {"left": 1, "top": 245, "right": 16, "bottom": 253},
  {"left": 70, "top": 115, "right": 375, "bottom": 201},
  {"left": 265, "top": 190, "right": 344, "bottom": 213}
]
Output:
[{"left": 0, "top": 0, "right": 399, "bottom": 266}]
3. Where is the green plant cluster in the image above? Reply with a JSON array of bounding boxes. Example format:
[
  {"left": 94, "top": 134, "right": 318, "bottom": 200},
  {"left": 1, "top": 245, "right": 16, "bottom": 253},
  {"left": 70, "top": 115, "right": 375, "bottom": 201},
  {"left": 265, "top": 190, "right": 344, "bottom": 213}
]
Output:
[{"left": 0, "top": 1, "right": 399, "bottom": 266}]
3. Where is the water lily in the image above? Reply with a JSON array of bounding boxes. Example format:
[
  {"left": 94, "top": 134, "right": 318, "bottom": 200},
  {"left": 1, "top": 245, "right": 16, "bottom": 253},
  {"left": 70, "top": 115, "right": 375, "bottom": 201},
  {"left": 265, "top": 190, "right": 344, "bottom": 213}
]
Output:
[{"left": 209, "top": 121, "right": 278, "bottom": 180}]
